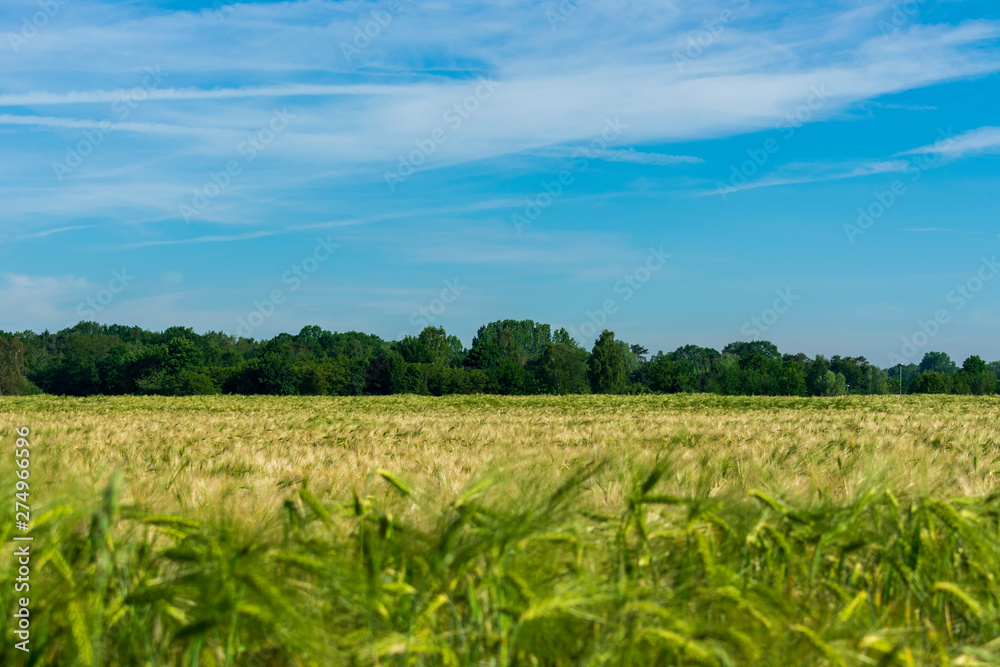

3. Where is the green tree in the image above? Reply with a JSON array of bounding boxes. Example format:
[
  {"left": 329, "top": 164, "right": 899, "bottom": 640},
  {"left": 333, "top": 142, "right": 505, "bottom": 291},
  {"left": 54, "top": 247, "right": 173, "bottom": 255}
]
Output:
[
  {"left": 963, "top": 355, "right": 988, "bottom": 375},
  {"left": 630, "top": 344, "right": 649, "bottom": 364},
  {"left": 588, "top": 330, "right": 626, "bottom": 394},
  {"left": 551, "top": 327, "right": 576, "bottom": 346},
  {"left": 98, "top": 344, "right": 140, "bottom": 394},
  {"left": 466, "top": 327, "right": 532, "bottom": 394},
  {"left": 538, "top": 341, "right": 590, "bottom": 394},
  {"left": 710, "top": 354, "right": 741, "bottom": 395},
  {"left": 139, "top": 370, "right": 218, "bottom": 396},
  {"left": 640, "top": 353, "right": 688, "bottom": 393},
  {"left": 919, "top": 352, "right": 957, "bottom": 375},
  {"left": 418, "top": 326, "right": 452, "bottom": 365},
  {"left": 806, "top": 356, "right": 832, "bottom": 396},
  {"left": 815, "top": 370, "right": 848, "bottom": 396},
  {"left": 830, "top": 356, "right": 870, "bottom": 393},
  {"left": 669, "top": 345, "right": 719, "bottom": 392},
  {"left": 472, "top": 320, "right": 551, "bottom": 361},
  {"left": 954, "top": 355, "right": 996, "bottom": 395},
  {"left": 616, "top": 340, "right": 640, "bottom": 376},
  {"left": 864, "top": 366, "right": 891, "bottom": 395},
  {"left": 723, "top": 340, "right": 780, "bottom": 360},
  {"left": 224, "top": 351, "right": 298, "bottom": 395},
  {"left": 164, "top": 337, "right": 204, "bottom": 373},
  {"left": 909, "top": 371, "right": 949, "bottom": 394},
  {"left": 775, "top": 359, "right": 808, "bottom": 396},
  {"left": 0, "top": 335, "right": 31, "bottom": 395},
  {"left": 365, "top": 350, "right": 409, "bottom": 395},
  {"left": 427, "top": 366, "right": 476, "bottom": 395}
]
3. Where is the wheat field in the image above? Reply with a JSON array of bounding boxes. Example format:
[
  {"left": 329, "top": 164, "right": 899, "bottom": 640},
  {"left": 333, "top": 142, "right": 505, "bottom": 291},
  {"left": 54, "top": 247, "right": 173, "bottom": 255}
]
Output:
[{"left": 1, "top": 394, "right": 1000, "bottom": 665}]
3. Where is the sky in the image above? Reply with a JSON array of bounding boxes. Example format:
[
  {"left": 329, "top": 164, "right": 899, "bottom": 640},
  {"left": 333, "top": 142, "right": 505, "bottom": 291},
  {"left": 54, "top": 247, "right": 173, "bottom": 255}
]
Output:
[{"left": 0, "top": 0, "right": 998, "bottom": 366}]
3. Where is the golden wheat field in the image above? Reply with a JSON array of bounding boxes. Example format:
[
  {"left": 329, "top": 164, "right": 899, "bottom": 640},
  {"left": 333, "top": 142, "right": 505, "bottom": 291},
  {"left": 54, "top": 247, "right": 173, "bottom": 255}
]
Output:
[
  {"left": 2, "top": 394, "right": 1000, "bottom": 666},
  {"left": 6, "top": 394, "right": 1000, "bottom": 516}
]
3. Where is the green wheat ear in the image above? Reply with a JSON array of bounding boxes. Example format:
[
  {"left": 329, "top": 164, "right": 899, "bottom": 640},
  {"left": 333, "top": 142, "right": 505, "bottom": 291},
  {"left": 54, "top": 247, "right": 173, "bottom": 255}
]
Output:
[
  {"left": 297, "top": 487, "right": 332, "bottom": 525},
  {"left": 376, "top": 469, "right": 413, "bottom": 497}
]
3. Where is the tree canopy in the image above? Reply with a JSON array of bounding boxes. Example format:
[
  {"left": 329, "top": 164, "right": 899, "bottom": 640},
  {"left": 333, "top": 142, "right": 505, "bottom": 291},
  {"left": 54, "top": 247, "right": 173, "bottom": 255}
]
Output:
[{"left": 0, "top": 322, "right": 995, "bottom": 399}]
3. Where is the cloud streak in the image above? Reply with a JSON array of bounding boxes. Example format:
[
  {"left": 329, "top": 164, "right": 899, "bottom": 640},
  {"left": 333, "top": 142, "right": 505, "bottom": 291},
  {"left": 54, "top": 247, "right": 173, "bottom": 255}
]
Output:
[
  {"left": 709, "top": 159, "right": 912, "bottom": 196},
  {"left": 898, "top": 126, "right": 1000, "bottom": 158},
  {"left": 0, "top": 83, "right": 408, "bottom": 107}
]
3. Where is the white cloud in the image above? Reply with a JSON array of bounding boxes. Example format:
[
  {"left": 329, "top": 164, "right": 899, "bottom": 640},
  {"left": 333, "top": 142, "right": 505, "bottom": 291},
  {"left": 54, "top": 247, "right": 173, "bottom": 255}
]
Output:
[
  {"left": 898, "top": 126, "right": 1000, "bottom": 158},
  {"left": 0, "top": 83, "right": 404, "bottom": 107},
  {"left": 0, "top": 273, "right": 92, "bottom": 326},
  {"left": 0, "top": 1, "right": 997, "bottom": 233},
  {"left": 709, "top": 159, "right": 911, "bottom": 196},
  {"left": 600, "top": 148, "right": 704, "bottom": 166}
]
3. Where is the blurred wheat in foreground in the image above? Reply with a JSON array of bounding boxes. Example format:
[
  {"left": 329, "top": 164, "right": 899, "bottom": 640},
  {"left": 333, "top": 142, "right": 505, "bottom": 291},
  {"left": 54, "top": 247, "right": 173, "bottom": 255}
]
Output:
[{"left": 1, "top": 394, "right": 1000, "bottom": 665}]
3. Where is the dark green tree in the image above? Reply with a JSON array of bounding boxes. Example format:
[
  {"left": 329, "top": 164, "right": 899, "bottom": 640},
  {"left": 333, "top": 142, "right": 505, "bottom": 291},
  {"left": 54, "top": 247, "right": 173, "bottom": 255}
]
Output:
[
  {"left": 588, "top": 330, "right": 626, "bottom": 394},
  {"left": 919, "top": 352, "right": 957, "bottom": 375},
  {"left": 472, "top": 320, "right": 551, "bottom": 361},
  {"left": 909, "top": 371, "right": 949, "bottom": 394},
  {"left": 669, "top": 345, "right": 719, "bottom": 392},
  {"left": 538, "top": 341, "right": 590, "bottom": 394},
  {"left": 630, "top": 344, "right": 649, "bottom": 364},
  {"left": 639, "top": 353, "right": 688, "bottom": 393},
  {"left": 224, "top": 351, "right": 298, "bottom": 395},
  {"left": 0, "top": 335, "right": 31, "bottom": 396},
  {"left": 365, "top": 350, "right": 409, "bottom": 395},
  {"left": 954, "top": 355, "right": 996, "bottom": 395},
  {"left": 723, "top": 340, "right": 780, "bottom": 360},
  {"left": 418, "top": 326, "right": 453, "bottom": 366},
  {"left": 814, "top": 370, "right": 848, "bottom": 396}
]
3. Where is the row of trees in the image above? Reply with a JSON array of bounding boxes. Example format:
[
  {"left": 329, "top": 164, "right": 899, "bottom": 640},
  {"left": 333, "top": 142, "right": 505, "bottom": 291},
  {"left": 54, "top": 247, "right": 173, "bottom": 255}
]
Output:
[{"left": 0, "top": 320, "right": 997, "bottom": 397}]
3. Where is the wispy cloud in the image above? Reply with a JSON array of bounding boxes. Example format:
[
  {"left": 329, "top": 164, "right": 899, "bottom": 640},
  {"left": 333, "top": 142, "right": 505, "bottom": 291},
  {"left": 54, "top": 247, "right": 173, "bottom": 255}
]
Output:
[
  {"left": 709, "top": 159, "right": 911, "bottom": 196},
  {"left": 18, "top": 225, "right": 95, "bottom": 239},
  {"left": 0, "top": 84, "right": 404, "bottom": 107},
  {"left": 529, "top": 145, "right": 703, "bottom": 167},
  {"left": 122, "top": 230, "right": 283, "bottom": 249},
  {"left": 898, "top": 126, "right": 1000, "bottom": 158},
  {"left": 0, "top": 113, "right": 221, "bottom": 137},
  {"left": 601, "top": 148, "right": 704, "bottom": 166},
  {"left": 868, "top": 102, "right": 938, "bottom": 111},
  {"left": 900, "top": 227, "right": 958, "bottom": 233},
  {"left": 0, "top": 273, "right": 92, "bottom": 324},
  {"left": 1, "top": 0, "right": 999, "bottom": 356}
]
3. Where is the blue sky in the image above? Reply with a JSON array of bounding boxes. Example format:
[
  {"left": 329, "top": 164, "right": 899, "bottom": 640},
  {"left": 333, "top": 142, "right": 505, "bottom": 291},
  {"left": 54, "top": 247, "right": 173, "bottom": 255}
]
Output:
[{"left": 1, "top": 0, "right": 998, "bottom": 365}]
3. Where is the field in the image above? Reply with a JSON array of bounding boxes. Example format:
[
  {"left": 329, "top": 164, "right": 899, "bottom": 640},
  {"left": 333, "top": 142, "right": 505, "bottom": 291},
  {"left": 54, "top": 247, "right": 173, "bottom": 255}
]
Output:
[{"left": 2, "top": 394, "right": 1000, "bottom": 665}]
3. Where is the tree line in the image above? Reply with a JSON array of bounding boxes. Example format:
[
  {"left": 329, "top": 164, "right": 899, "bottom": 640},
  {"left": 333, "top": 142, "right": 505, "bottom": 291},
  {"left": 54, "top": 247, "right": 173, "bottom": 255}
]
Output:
[{"left": 0, "top": 320, "right": 996, "bottom": 397}]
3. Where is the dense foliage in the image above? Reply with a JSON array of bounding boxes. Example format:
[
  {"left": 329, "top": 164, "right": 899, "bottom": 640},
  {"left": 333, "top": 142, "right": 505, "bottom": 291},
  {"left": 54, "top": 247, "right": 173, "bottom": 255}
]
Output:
[{"left": 0, "top": 320, "right": 996, "bottom": 397}]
